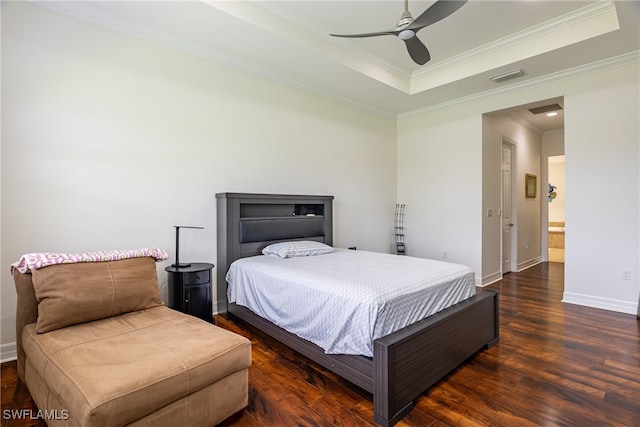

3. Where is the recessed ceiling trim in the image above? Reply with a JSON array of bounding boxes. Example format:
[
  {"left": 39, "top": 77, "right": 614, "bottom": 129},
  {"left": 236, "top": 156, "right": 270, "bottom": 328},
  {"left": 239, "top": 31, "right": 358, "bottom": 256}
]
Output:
[
  {"left": 202, "top": 0, "right": 411, "bottom": 93},
  {"left": 30, "top": 0, "right": 398, "bottom": 119},
  {"left": 409, "top": 0, "right": 619, "bottom": 95},
  {"left": 29, "top": 0, "right": 637, "bottom": 120},
  {"left": 399, "top": 50, "right": 639, "bottom": 120},
  {"left": 34, "top": 0, "right": 621, "bottom": 99},
  {"left": 30, "top": 1, "right": 263, "bottom": 72},
  {"left": 256, "top": 1, "right": 413, "bottom": 80}
]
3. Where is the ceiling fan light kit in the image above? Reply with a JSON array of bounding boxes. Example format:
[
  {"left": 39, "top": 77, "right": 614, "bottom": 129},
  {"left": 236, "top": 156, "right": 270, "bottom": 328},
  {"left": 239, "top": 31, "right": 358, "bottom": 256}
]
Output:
[
  {"left": 398, "top": 29, "right": 415, "bottom": 40},
  {"left": 330, "top": 0, "right": 468, "bottom": 65}
]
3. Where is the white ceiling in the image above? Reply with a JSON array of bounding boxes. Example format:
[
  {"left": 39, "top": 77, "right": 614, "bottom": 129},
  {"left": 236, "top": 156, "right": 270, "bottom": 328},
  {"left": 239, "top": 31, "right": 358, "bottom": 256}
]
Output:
[{"left": 37, "top": 0, "right": 639, "bottom": 130}]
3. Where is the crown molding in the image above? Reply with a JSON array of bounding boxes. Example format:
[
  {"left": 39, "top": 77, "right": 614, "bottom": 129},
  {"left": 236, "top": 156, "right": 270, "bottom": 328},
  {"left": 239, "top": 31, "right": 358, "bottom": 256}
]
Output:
[
  {"left": 414, "top": 0, "right": 617, "bottom": 79},
  {"left": 34, "top": 0, "right": 619, "bottom": 98},
  {"left": 28, "top": 1, "right": 638, "bottom": 120},
  {"left": 503, "top": 111, "right": 545, "bottom": 137},
  {"left": 201, "top": 1, "right": 410, "bottom": 92},
  {"left": 31, "top": 0, "right": 399, "bottom": 119},
  {"left": 399, "top": 50, "right": 640, "bottom": 119},
  {"left": 409, "top": 0, "right": 619, "bottom": 94}
]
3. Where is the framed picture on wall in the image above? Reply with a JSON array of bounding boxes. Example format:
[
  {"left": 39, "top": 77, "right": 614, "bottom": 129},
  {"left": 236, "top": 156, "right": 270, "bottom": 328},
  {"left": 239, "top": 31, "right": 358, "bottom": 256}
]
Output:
[{"left": 526, "top": 174, "right": 537, "bottom": 198}]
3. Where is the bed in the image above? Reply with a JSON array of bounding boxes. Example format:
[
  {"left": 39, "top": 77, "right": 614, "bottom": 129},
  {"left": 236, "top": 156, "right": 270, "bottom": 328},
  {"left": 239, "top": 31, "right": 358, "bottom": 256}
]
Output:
[{"left": 216, "top": 193, "right": 498, "bottom": 426}]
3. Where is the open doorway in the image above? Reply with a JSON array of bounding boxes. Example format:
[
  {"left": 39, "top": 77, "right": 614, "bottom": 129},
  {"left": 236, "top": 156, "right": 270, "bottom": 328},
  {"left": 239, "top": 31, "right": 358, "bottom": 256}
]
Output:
[
  {"left": 483, "top": 96, "right": 564, "bottom": 285},
  {"left": 548, "top": 155, "right": 565, "bottom": 263}
]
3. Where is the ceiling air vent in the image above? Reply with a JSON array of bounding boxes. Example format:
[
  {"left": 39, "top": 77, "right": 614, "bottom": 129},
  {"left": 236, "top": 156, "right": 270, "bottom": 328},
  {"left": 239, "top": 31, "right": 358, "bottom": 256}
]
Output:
[
  {"left": 490, "top": 69, "right": 525, "bottom": 83},
  {"left": 528, "top": 104, "right": 564, "bottom": 115}
]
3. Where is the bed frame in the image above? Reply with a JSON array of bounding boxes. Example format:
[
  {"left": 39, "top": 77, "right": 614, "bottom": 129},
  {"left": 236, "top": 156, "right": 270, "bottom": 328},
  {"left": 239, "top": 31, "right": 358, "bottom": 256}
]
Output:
[{"left": 216, "top": 193, "right": 499, "bottom": 426}]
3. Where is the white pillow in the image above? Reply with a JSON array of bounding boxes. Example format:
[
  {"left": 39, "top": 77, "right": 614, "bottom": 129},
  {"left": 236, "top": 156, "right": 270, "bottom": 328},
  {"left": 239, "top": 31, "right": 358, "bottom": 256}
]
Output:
[{"left": 262, "top": 241, "right": 333, "bottom": 258}]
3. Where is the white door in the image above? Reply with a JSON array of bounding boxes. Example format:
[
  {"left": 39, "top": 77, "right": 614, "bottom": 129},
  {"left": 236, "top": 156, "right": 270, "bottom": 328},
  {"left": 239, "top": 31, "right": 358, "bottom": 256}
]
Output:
[{"left": 502, "top": 144, "right": 513, "bottom": 274}]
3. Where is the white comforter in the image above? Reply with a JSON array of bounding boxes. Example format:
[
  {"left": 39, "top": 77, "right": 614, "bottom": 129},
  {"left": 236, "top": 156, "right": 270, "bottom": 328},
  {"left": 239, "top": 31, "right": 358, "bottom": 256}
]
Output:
[{"left": 226, "top": 248, "right": 476, "bottom": 357}]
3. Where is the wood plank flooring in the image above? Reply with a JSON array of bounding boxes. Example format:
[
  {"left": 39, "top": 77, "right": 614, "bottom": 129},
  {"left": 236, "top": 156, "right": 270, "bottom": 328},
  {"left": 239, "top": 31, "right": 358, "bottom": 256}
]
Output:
[{"left": 2, "top": 262, "right": 639, "bottom": 426}]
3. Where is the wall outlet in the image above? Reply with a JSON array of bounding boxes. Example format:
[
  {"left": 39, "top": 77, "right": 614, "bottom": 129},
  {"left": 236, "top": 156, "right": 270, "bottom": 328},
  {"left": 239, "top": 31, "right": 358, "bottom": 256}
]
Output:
[
  {"left": 622, "top": 269, "right": 631, "bottom": 280},
  {"left": 443, "top": 250, "right": 448, "bottom": 259},
  {"left": 524, "top": 241, "right": 529, "bottom": 250}
]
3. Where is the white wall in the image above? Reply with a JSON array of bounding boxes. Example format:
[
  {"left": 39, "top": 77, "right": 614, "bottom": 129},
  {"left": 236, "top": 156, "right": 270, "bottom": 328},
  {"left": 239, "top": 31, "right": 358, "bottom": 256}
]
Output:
[
  {"left": 398, "top": 107, "right": 542, "bottom": 285},
  {"left": 399, "top": 61, "right": 639, "bottom": 314},
  {"left": 2, "top": 2, "right": 639, "bottom": 358},
  {"left": 397, "top": 109, "right": 483, "bottom": 275},
  {"left": 563, "top": 65, "right": 639, "bottom": 314},
  {"left": 1, "top": 2, "right": 397, "bottom": 350}
]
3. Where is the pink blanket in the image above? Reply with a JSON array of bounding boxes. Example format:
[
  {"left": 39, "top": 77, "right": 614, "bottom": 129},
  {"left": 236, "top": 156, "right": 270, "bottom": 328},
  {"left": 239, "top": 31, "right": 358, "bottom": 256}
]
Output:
[{"left": 11, "top": 248, "right": 169, "bottom": 274}]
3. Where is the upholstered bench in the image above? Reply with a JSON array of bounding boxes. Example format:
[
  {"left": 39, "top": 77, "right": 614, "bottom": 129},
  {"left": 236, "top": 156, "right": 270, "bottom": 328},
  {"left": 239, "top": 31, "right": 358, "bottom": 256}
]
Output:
[{"left": 13, "top": 253, "right": 251, "bottom": 427}]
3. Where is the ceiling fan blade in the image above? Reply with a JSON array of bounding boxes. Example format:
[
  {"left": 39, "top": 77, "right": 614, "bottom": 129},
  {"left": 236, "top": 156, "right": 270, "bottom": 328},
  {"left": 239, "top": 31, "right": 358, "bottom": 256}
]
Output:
[
  {"left": 330, "top": 30, "right": 399, "bottom": 39},
  {"left": 408, "top": 0, "right": 467, "bottom": 32},
  {"left": 330, "top": 0, "right": 463, "bottom": 66},
  {"left": 404, "top": 36, "right": 431, "bottom": 65}
]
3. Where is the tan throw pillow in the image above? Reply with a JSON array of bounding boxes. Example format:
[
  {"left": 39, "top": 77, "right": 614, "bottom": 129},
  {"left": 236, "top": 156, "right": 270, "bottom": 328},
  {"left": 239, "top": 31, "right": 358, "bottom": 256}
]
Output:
[{"left": 32, "top": 257, "right": 164, "bottom": 333}]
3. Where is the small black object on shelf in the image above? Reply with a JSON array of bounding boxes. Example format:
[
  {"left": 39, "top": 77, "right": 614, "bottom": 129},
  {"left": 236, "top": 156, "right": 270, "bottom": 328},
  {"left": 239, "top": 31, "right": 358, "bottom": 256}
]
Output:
[{"left": 172, "top": 225, "right": 204, "bottom": 268}]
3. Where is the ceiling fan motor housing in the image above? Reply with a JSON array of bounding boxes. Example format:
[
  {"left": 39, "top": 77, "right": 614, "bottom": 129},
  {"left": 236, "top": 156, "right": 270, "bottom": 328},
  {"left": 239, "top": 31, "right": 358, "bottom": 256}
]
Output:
[{"left": 397, "top": 13, "right": 414, "bottom": 28}]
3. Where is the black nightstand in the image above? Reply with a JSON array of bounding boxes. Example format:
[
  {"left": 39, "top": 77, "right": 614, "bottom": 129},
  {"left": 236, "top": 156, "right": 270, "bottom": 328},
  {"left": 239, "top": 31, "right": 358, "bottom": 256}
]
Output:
[{"left": 165, "top": 263, "right": 214, "bottom": 324}]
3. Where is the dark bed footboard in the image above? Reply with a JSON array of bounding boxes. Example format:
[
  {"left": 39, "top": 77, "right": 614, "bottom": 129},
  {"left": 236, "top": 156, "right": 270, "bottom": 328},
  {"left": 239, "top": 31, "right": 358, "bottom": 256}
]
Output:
[
  {"left": 228, "top": 290, "right": 498, "bottom": 427},
  {"left": 373, "top": 290, "right": 499, "bottom": 426}
]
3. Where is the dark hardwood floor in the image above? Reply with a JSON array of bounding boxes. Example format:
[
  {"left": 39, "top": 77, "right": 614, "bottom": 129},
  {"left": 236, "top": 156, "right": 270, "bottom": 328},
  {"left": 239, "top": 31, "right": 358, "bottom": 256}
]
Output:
[{"left": 2, "top": 262, "right": 639, "bottom": 426}]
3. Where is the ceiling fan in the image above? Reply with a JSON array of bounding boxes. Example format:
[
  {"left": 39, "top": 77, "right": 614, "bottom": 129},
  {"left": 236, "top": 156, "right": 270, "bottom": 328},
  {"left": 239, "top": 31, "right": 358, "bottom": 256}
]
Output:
[{"left": 330, "top": 0, "right": 468, "bottom": 65}]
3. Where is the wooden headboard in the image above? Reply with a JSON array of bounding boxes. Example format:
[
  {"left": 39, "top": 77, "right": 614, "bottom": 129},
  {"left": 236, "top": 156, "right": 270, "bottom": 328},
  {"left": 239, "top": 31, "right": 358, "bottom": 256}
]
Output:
[{"left": 215, "top": 193, "right": 334, "bottom": 314}]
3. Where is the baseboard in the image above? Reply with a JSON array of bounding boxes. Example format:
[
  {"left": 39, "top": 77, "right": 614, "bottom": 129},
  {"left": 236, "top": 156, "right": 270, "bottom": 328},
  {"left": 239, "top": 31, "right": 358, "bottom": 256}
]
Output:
[
  {"left": 479, "top": 271, "right": 502, "bottom": 287},
  {"left": 1, "top": 342, "right": 17, "bottom": 363},
  {"left": 517, "top": 256, "right": 542, "bottom": 272},
  {"left": 562, "top": 292, "right": 638, "bottom": 315}
]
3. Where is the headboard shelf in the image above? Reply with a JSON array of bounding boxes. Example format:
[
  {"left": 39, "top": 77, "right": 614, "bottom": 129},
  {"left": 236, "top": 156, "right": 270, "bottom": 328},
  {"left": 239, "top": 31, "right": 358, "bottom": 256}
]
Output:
[
  {"left": 216, "top": 192, "right": 334, "bottom": 314},
  {"left": 240, "top": 215, "right": 324, "bottom": 221},
  {"left": 240, "top": 203, "right": 325, "bottom": 218}
]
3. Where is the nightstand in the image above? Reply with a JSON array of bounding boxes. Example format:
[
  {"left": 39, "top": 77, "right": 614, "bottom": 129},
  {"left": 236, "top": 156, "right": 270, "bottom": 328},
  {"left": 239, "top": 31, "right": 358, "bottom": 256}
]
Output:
[{"left": 165, "top": 263, "right": 214, "bottom": 323}]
